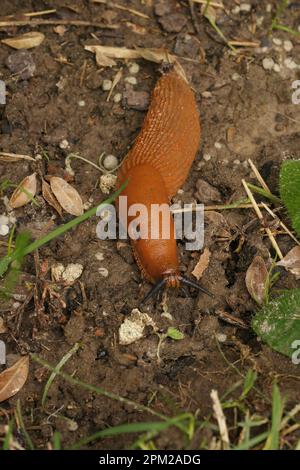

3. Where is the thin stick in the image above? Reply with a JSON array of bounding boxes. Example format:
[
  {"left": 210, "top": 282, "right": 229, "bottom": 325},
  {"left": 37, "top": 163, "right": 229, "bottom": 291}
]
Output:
[
  {"left": 0, "top": 152, "right": 35, "bottom": 162},
  {"left": 2, "top": 9, "right": 56, "bottom": 19},
  {"left": 228, "top": 40, "right": 260, "bottom": 48},
  {"left": 192, "top": 0, "right": 224, "bottom": 8},
  {"left": 171, "top": 202, "right": 266, "bottom": 214},
  {"left": 242, "top": 180, "right": 283, "bottom": 259},
  {"left": 261, "top": 202, "right": 300, "bottom": 246},
  {"left": 210, "top": 389, "right": 230, "bottom": 450},
  {"left": 248, "top": 158, "right": 271, "bottom": 193},
  {"left": 113, "top": 3, "right": 150, "bottom": 19},
  {"left": 0, "top": 19, "right": 118, "bottom": 29}
]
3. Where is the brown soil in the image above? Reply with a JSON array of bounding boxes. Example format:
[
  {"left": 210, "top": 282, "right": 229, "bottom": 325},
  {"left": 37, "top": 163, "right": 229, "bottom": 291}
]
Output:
[{"left": 0, "top": 0, "right": 300, "bottom": 450}]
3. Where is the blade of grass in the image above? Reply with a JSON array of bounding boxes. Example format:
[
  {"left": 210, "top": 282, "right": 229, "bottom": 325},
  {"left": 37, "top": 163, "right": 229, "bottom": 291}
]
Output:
[
  {"left": 246, "top": 183, "right": 281, "bottom": 205},
  {"left": 15, "top": 399, "right": 34, "bottom": 450},
  {"left": 52, "top": 431, "right": 62, "bottom": 450},
  {"left": 2, "top": 419, "right": 14, "bottom": 450},
  {"left": 264, "top": 383, "right": 284, "bottom": 450},
  {"left": 41, "top": 343, "right": 80, "bottom": 407}
]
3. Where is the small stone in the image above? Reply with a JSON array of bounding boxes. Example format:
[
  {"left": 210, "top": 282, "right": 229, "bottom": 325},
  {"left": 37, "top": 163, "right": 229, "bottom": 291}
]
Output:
[
  {"left": 128, "top": 62, "right": 139, "bottom": 74},
  {"left": 99, "top": 174, "right": 117, "bottom": 194},
  {"left": 283, "top": 40, "right": 293, "bottom": 52},
  {"left": 233, "top": 159, "right": 241, "bottom": 165},
  {"left": 113, "top": 92, "right": 122, "bottom": 103},
  {"left": 231, "top": 72, "right": 241, "bottom": 81},
  {"left": 6, "top": 51, "right": 36, "bottom": 80},
  {"left": 99, "top": 267, "right": 109, "bottom": 277},
  {"left": 0, "top": 225, "right": 9, "bottom": 236},
  {"left": 272, "top": 37, "right": 282, "bottom": 46},
  {"left": 95, "top": 252, "right": 104, "bottom": 261},
  {"left": 273, "top": 63, "right": 281, "bottom": 73},
  {"left": 284, "top": 57, "right": 298, "bottom": 70},
  {"left": 125, "top": 76, "right": 137, "bottom": 85},
  {"left": 201, "top": 91, "right": 213, "bottom": 98},
  {"left": 59, "top": 139, "right": 69, "bottom": 149},
  {"left": 78, "top": 100, "right": 85, "bottom": 107},
  {"left": 262, "top": 57, "right": 275, "bottom": 70},
  {"left": 203, "top": 153, "right": 211, "bottom": 161},
  {"left": 214, "top": 142, "right": 222, "bottom": 149},
  {"left": 266, "top": 4, "right": 272, "bottom": 13},
  {"left": 216, "top": 333, "right": 227, "bottom": 343},
  {"left": 119, "top": 309, "right": 156, "bottom": 345},
  {"left": 103, "top": 154, "right": 118, "bottom": 171},
  {"left": 158, "top": 13, "right": 187, "bottom": 33},
  {"left": 195, "top": 179, "right": 222, "bottom": 203},
  {"left": 102, "top": 79, "right": 112, "bottom": 91},
  {"left": 240, "top": 3, "right": 251, "bottom": 13},
  {"left": 64, "top": 315, "right": 85, "bottom": 344},
  {"left": 256, "top": 16, "right": 265, "bottom": 27},
  {"left": 231, "top": 6, "right": 240, "bottom": 14},
  {"left": 124, "top": 88, "right": 150, "bottom": 111},
  {"left": 154, "top": 2, "right": 171, "bottom": 16},
  {"left": 0, "top": 215, "right": 9, "bottom": 226}
]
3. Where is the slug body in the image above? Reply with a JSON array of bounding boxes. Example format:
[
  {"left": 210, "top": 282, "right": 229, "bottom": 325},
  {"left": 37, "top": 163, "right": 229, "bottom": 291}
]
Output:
[{"left": 117, "top": 71, "right": 201, "bottom": 291}]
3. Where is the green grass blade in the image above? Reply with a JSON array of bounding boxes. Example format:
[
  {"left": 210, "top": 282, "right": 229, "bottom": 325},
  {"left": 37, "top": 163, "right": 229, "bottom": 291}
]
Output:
[{"left": 264, "top": 384, "right": 284, "bottom": 450}]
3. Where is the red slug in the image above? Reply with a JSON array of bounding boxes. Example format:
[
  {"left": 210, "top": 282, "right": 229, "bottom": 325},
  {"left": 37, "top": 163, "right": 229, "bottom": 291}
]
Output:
[{"left": 117, "top": 70, "right": 212, "bottom": 302}]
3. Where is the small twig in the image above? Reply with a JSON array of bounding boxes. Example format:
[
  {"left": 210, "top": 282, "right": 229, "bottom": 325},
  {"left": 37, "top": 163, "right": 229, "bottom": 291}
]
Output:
[
  {"left": 242, "top": 180, "right": 283, "bottom": 259},
  {"left": 106, "top": 68, "right": 122, "bottom": 102},
  {"left": 113, "top": 3, "right": 150, "bottom": 19},
  {"left": 192, "top": 0, "right": 224, "bottom": 8},
  {"left": 2, "top": 9, "right": 56, "bottom": 19},
  {"left": 0, "top": 19, "right": 118, "bottom": 29},
  {"left": 0, "top": 152, "right": 35, "bottom": 162},
  {"left": 210, "top": 389, "right": 230, "bottom": 450},
  {"left": 79, "top": 60, "right": 87, "bottom": 87},
  {"left": 228, "top": 40, "right": 260, "bottom": 48},
  {"left": 248, "top": 158, "right": 271, "bottom": 194},
  {"left": 261, "top": 203, "right": 300, "bottom": 246},
  {"left": 171, "top": 202, "right": 266, "bottom": 214}
]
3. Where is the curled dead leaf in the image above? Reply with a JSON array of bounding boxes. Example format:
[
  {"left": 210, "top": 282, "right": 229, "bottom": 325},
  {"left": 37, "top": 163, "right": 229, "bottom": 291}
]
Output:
[
  {"left": 42, "top": 179, "right": 63, "bottom": 216},
  {"left": 2, "top": 31, "right": 45, "bottom": 49},
  {"left": 245, "top": 256, "right": 268, "bottom": 305},
  {"left": 277, "top": 246, "right": 300, "bottom": 280},
  {"left": 0, "top": 356, "right": 29, "bottom": 402},
  {"left": 50, "top": 177, "right": 83, "bottom": 216},
  {"left": 9, "top": 173, "right": 37, "bottom": 209},
  {"left": 192, "top": 247, "right": 211, "bottom": 280}
]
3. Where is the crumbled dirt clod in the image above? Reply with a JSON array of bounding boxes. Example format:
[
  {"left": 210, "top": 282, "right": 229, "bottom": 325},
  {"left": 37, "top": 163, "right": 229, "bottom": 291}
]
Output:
[
  {"left": 6, "top": 50, "right": 36, "bottom": 79},
  {"left": 158, "top": 13, "right": 187, "bottom": 33}
]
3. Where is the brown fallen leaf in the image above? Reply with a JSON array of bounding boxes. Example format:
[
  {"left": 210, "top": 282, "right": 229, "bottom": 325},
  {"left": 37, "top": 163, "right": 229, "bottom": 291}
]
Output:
[
  {"left": 2, "top": 31, "right": 45, "bottom": 49},
  {"left": 42, "top": 179, "right": 63, "bottom": 216},
  {"left": 192, "top": 247, "right": 211, "bottom": 280},
  {"left": 0, "top": 356, "right": 29, "bottom": 403},
  {"left": 245, "top": 256, "right": 268, "bottom": 305},
  {"left": 276, "top": 246, "right": 300, "bottom": 280},
  {"left": 9, "top": 173, "right": 37, "bottom": 209},
  {"left": 50, "top": 176, "right": 83, "bottom": 216}
]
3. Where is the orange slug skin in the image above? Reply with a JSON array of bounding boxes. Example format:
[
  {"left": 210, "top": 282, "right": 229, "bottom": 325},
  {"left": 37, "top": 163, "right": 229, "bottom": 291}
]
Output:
[{"left": 117, "top": 71, "right": 201, "bottom": 285}]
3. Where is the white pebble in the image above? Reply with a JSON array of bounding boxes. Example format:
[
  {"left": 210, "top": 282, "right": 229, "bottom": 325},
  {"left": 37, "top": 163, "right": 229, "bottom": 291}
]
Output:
[
  {"left": 233, "top": 159, "right": 241, "bottom": 165},
  {"left": 201, "top": 91, "right": 213, "bottom": 98},
  {"left": 266, "top": 4, "right": 272, "bottom": 13},
  {"left": 0, "top": 224, "right": 9, "bottom": 236},
  {"left": 128, "top": 63, "right": 140, "bottom": 74},
  {"left": 240, "top": 3, "right": 251, "bottom": 12},
  {"left": 78, "top": 100, "right": 85, "bottom": 107},
  {"left": 283, "top": 40, "right": 293, "bottom": 52},
  {"left": 98, "top": 267, "right": 109, "bottom": 278},
  {"left": 102, "top": 79, "right": 112, "bottom": 91},
  {"left": 0, "top": 215, "right": 9, "bottom": 225},
  {"left": 216, "top": 333, "right": 227, "bottom": 343},
  {"left": 95, "top": 252, "right": 104, "bottom": 261},
  {"left": 203, "top": 153, "right": 211, "bottom": 162},
  {"left": 214, "top": 142, "right": 222, "bottom": 150},
  {"left": 273, "top": 63, "right": 281, "bottom": 73},
  {"left": 256, "top": 16, "right": 264, "bottom": 27},
  {"left": 59, "top": 139, "right": 69, "bottom": 149},
  {"left": 231, "top": 6, "right": 240, "bottom": 14},
  {"left": 103, "top": 154, "right": 118, "bottom": 171},
  {"left": 99, "top": 174, "right": 117, "bottom": 194},
  {"left": 273, "top": 37, "right": 282, "bottom": 46},
  {"left": 284, "top": 57, "right": 298, "bottom": 70},
  {"left": 262, "top": 57, "right": 275, "bottom": 70},
  {"left": 231, "top": 72, "right": 241, "bottom": 81},
  {"left": 125, "top": 76, "right": 137, "bottom": 85},
  {"left": 113, "top": 93, "right": 122, "bottom": 103},
  {"left": 177, "top": 189, "right": 184, "bottom": 195}
]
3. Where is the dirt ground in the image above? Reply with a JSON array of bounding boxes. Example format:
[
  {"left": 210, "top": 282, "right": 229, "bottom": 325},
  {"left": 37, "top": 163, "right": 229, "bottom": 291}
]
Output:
[{"left": 0, "top": 0, "right": 300, "bottom": 450}]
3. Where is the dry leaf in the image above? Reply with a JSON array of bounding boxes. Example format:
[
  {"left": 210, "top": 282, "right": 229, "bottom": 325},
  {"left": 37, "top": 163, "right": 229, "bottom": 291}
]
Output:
[
  {"left": 0, "top": 356, "right": 29, "bottom": 403},
  {"left": 245, "top": 256, "right": 268, "bottom": 305},
  {"left": 2, "top": 31, "right": 45, "bottom": 49},
  {"left": 95, "top": 49, "right": 117, "bottom": 67},
  {"left": 0, "top": 152, "right": 35, "bottom": 162},
  {"left": 277, "top": 246, "right": 300, "bottom": 280},
  {"left": 192, "top": 248, "right": 211, "bottom": 280},
  {"left": 126, "top": 22, "right": 147, "bottom": 35},
  {"left": 42, "top": 179, "right": 63, "bottom": 216},
  {"left": 50, "top": 177, "right": 83, "bottom": 216},
  {"left": 9, "top": 173, "right": 37, "bottom": 209}
]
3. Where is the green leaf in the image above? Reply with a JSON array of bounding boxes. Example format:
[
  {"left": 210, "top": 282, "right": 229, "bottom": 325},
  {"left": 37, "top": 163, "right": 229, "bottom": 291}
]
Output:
[
  {"left": 240, "top": 369, "right": 257, "bottom": 400},
  {"left": 280, "top": 160, "right": 300, "bottom": 237},
  {"left": 252, "top": 289, "right": 300, "bottom": 357},
  {"left": 166, "top": 327, "right": 184, "bottom": 341}
]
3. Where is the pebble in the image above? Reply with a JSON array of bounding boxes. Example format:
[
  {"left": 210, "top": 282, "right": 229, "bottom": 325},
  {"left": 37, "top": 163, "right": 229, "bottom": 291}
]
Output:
[
  {"left": 203, "top": 153, "right": 212, "bottom": 162},
  {"left": 201, "top": 91, "right": 213, "bottom": 98},
  {"left": 99, "top": 174, "right": 117, "bottom": 194},
  {"left": 78, "top": 100, "right": 85, "bottom": 107},
  {"left": 95, "top": 252, "right": 104, "bottom": 261},
  {"left": 102, "top": 79, "right": 112, "bottom": 91},
  {"left": 6, "top": 51, "right": 36, "bottom": 80},
  {"left": 284, "top": 57, "right": 298, "bottom": 70},
  {"left": 273, "top": 63, "right": 281, "bottom": 73},
  {"left": 158, "top": 13, "right": 187, "bottom": 33},
  {"left": 231, "top": 72, "right": 241, "bottom": 81},
  {"left": 233, "top": 159, "right": 241, "bottom": 165},
  {"left": 0, "top": 224, "right": 9, "bottom": 236},
  {"left": 124, "top": 88, "right": 150, "bottom": 111},
  {"left": 0, "top": 215, "right": 9, "bottom": 226},
  {"left": 214, "top": 142, "right": 222, "bottom": 150},
  {"left": 113, "top": 92, "right": 122, "bottom": 103},
  {"left": 98, "top": 267, "right": 109, "bottom": 277},
  {"left": 59, "top": 139, "right": 69, "bottom": 149},
  {"left": 262, "top": 57, "right": 275, "bottom": 70},
  {"left": 154, "top": 2, "right": 172, "bottom": 16},
  {"left": 128, "top": 62, "right": 139, "bottom": 75},
  {"left": 240, "top": 3, "right": 251, "bottom": 13},
  {"left": 125, "top": 76, "right": 137, "bottom": 85},
  {"left": 273, "top": 37, "right": 282, "bottom": 46},
  {"left": 103, "top": 154, "right": 118, "bottom": 171},
  {"left": 231, "top": 6, "right": 240, "bottom": 14},
  {"left": 216, "top": 333, "right": 227, "bottom": 343},
  {"left": 266, "top": 4, "right": 272, "bottom": 13},
  {"left": 283, "top": 40, "right": 293, "bottom": 52}
]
